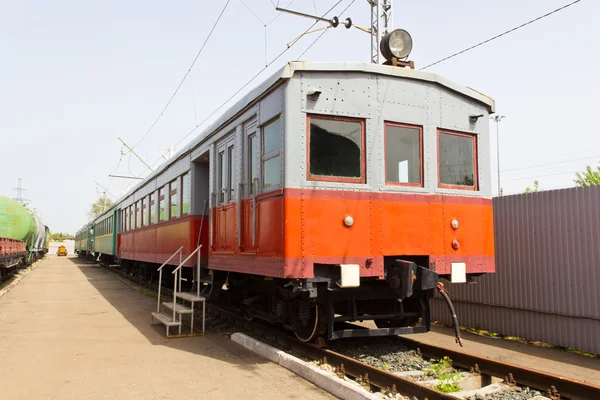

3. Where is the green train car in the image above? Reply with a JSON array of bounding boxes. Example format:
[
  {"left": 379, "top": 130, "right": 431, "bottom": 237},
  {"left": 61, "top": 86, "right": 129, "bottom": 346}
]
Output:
[
  {"left": 92, "top": 209, "right": 117, "bottom": 265},
  {"left": 74, "top": 223, "right": 93, "bottom": 257}
]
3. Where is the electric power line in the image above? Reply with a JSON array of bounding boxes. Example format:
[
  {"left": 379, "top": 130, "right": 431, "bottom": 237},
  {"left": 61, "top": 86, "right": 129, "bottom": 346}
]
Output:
[
  {"left": 239, "top": 0, "right": 266, "bottom": 25},
  {"left": 420, "top": 0, "right": 583, "bottom": 70},
  {"left": 168, "top": 0, "right": 346, "bottom": 152},
  {"left": 128, "top": 0, "right": 232, "bottom": 152}
]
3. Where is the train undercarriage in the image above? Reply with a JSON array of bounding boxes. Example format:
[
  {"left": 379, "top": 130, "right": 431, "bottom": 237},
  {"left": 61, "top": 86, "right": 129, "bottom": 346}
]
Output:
[
  {"left": 99, "top": 256, "right": 462, "bottom": 344},
  {"left": 218, "top": 260, "right": 440, "bottom": 342}
]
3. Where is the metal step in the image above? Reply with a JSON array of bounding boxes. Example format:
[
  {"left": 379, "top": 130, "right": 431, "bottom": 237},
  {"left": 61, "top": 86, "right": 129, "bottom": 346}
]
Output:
[
  {"left": 162, "top": 301, "right": 194, "bottom": 314},
  {"left": 176, "top": 292, "right": 206, "bottom": 303},
  {"left": 151, "top": 312, "right": 182, "bottom": 326}
]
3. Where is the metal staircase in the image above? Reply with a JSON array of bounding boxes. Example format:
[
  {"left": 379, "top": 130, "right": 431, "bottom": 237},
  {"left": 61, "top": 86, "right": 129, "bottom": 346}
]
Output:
[{"left": 151, "top": 244, "right": 206, "bottom": 338}]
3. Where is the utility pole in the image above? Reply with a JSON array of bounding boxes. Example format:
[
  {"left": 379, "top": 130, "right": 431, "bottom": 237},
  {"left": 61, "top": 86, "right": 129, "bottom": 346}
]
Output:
[
  {"left": 13, "top": 178, "right": 30, "bottom": 205},
  {"left": 370, "top": 0, "right": 393, "bottom": 64},
  {"left": 491, "top": 115, "right": 505, "bottom": 196}
]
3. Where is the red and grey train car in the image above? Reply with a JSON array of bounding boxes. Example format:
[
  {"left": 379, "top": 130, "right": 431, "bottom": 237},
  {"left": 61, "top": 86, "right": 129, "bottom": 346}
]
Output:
[{"left": 79, "top": 51, "right": 496, "bottom": 342}]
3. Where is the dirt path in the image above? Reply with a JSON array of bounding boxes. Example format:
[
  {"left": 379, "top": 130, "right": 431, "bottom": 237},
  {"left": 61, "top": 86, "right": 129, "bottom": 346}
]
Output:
[{"left": 0, "top": 255, "right": 334, "bottom": 400}]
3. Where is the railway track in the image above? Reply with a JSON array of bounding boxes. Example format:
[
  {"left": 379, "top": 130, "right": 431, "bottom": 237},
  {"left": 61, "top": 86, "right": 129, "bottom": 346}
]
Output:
[{"left": 92, "top": 261, "right": 600, "bottom": 400}]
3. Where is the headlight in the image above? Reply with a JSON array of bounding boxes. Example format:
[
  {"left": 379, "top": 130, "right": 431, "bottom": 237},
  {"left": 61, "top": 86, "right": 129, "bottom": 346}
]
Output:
[{"left": 380, "top": 29, "right": 413, "bottom": 60}]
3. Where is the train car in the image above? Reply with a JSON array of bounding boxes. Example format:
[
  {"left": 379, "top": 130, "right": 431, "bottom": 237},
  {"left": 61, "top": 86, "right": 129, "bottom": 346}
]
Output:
[
  {"left": 0, "top": 196, "right": 49, "bottom": 278},
  {"left": 78, "top": 31, "right": 495, "bottom": 342},
  {"left": 92, "top": 208, "right": 118, "bottom": 265},
  {"left": 75, "top": 223, "right": 93, "bottom": 257}
]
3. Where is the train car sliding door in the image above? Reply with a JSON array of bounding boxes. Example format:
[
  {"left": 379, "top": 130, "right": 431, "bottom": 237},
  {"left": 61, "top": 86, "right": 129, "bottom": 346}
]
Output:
[{"left": 213, "top": 137, "right": 237, "bottom": 253}]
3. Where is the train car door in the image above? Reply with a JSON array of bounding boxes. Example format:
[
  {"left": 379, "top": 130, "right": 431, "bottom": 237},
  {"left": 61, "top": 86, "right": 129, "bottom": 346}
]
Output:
[
  {"left": 213, "top": 136, "right": 237, "bottom": 253},
  {"left": 240, "top": 123, "right": 258, "bottom": 252}
]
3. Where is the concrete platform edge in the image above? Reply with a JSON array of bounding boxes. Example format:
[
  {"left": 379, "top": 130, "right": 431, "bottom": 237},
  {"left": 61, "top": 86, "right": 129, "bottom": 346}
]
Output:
[
  {"left": 0, "top": 259, "right": 42, "bottom": 300},
  {"left": 230, "top": 332, "right": 380, "bottom": 400}
]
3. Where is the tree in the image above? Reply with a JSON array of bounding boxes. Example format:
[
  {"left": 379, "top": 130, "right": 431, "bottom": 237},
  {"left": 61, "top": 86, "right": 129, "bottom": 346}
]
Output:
[
  {"left": 524, "top": 180, "right": 540, "bottom": 194},
  {"left": 574, "top": 165, "right": 600, "bottom": 187},
  {"left": 89, "top": 195, "right": 113, "bottom": 219},
  {"left": 50, "top": 232, "right": 74, "bottom": 241}
]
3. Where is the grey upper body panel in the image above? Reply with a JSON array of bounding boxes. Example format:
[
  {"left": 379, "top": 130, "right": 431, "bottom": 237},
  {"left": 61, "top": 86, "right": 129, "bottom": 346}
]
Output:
[{"left": 94, "top": 61, "right": 494, "bottom": 223}]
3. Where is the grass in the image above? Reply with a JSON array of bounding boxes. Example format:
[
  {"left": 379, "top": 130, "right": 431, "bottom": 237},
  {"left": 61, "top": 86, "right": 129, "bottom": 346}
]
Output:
[
  {"left": 432, "top": 321, "right": 600, "bottom": 359},
  {"left": 424, "top": 356, "right": 462, "bottom": 393}
]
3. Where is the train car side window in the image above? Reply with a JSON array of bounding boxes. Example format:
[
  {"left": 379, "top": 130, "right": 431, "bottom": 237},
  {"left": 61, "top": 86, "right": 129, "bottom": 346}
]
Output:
[
  {"left": 159, "top": 187, "right": 167, "bottom": 222},
  {"left": 307, "top": 115, "right": 365, "bottom": 183},
  {"left": 170, "top": 179, "right": 180, "bottom": 219},
  {"left": 437, "top": 130, "right": 478, "bottom": 190},
  {"left": 182, "top": 173, "right": 190, "bottom": 215},
  {"left": 261, "top": 117, "right": 281, "bottom": 190},
  {"left": 385, "top": 123, "right": 423, "bottom": 186},
  {"left": 142, "top": 197, "right": 147, "bottom": 227},
  {"left": 150, "top": 191, "right": 157, "bottom": 224},
  {"left": 136, "top": 201, "right": 142, "bottom": 229}
]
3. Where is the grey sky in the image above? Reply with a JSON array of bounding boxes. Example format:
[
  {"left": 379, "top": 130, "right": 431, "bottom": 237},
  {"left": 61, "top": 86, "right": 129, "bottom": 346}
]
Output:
[{"left": 1, "top": 0, "right": 597, "bottom": 234}]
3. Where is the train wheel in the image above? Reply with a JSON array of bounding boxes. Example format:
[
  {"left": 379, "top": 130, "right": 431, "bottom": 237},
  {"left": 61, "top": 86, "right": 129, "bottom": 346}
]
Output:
[{"left": 294, "top": 303, "right": 320, "bottom": 343}]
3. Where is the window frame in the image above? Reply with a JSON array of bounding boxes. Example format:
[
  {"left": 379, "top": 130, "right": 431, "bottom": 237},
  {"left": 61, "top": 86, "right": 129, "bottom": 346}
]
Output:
[
  {"left": 306, "top": 114, "right": 366, "bottom": 184},
  {"left": 437, "top": 128, "right": 479, "bottom": 191},
  {"left": 383, "top": 122, "right": 424, "bottom": 188},
  {"left": 260, "top": 116, "right": 282, "bottom": 192}
]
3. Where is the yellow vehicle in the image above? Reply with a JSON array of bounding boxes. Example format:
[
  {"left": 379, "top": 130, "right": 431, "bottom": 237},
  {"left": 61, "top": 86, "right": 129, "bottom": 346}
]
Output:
[{"left": 57, "top": 245, "right": 67, "bottom": 256}]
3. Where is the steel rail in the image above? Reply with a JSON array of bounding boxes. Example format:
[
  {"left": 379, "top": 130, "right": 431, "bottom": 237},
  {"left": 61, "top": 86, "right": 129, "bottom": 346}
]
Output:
[
  {"left": 95, "top": 261, "right": 599, "bottom": 400},
  {"left": 207, "top": 304, "right": 456, "bottom": 400},
  {"left": 399, "top": 337, "right": 600, "bottom": 400}
]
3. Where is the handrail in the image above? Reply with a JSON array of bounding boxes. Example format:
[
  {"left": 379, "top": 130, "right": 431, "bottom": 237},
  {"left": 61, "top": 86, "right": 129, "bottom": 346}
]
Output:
[
  {"left": 156, "top": 246, "right": 183, "bottom": 313},
  {"left": 171, "top": 244, "right": 203, "bottom": 274},
  {"left": 157, "top": 246, "right": 183, "bottom": 271}
]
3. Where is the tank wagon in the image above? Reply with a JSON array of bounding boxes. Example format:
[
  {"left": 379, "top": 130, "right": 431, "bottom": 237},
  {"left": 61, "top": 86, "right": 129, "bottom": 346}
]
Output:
[
  {"left": 79, "top": 46, "right": 496, "bottom": 342},
  {"left": 0, "top": 196, "right": 49, "bottom": 278}
]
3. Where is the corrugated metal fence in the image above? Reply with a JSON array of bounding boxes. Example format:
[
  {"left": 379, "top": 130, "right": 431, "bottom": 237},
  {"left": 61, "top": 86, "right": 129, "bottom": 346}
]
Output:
[{"left": 431, "top": 185, "right": 600, "bottom": 354}]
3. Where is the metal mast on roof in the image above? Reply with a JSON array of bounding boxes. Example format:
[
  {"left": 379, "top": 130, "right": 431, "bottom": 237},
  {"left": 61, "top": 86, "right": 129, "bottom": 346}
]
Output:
[
  {"left": 276, "top": 1, "right": 411, "bottom": 67},
  {"left": 370, "top": 0, "right": 393, "bottom": 64}
]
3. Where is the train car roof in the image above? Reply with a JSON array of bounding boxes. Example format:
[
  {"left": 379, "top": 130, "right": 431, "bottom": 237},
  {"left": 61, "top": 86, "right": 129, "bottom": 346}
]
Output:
[{"left": 91, "top": 61, "right": 495, "bottom": 219}]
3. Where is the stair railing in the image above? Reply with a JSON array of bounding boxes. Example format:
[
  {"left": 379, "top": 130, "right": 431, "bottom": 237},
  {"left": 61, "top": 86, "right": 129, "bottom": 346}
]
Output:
[
  {"left": 171, "top": 243, "right": 204, "bottom": 322},
  {"left": 156, "top": 246, "right": 183, "bottom": 313}
]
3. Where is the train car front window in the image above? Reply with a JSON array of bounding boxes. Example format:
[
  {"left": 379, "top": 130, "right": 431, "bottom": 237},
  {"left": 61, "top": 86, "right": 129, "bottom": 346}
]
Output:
[
  {"left": 438, "top": 130, "right": 477, "bottom": 190},
  {"left": 308, "top": 115, "right": 365, "bottom": 183},
  {"left": 385, "top": 123, "right": 422, "bottom": 186}
]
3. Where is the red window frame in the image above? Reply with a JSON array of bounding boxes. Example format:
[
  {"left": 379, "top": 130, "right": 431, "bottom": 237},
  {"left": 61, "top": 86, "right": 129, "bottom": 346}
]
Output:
[
  {"left": 306, "top": 114, "right": 366, "bottom": 184},
  {"left": 384, "top": 122, "right": 424, "bottom": 188},
  {"left": 437, "top": 129, "right": 478, "bottom": 191}
]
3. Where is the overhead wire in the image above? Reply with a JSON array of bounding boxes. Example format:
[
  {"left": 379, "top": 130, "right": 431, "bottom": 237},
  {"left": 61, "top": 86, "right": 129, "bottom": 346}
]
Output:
[
  {"left": 420, "top": 0, "right": 583, "bottom": 70},
  {"left": 296, "top": 0, "right": 356, "bottom": 60},
  {"left": 167, "top": 0, "right": 346, "bottom": 153},
  {"left": 128, "top": 0, "right": 232, "bottom": 152}
]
